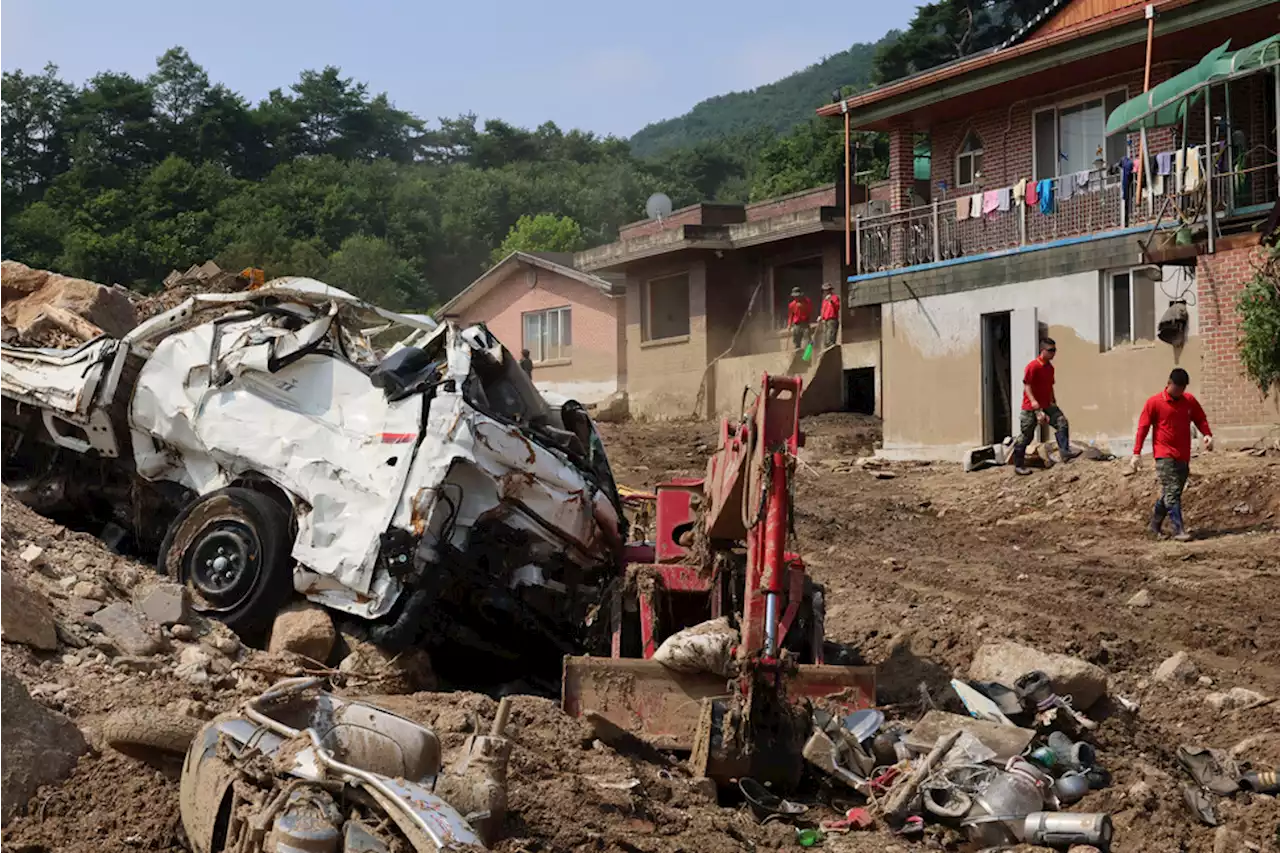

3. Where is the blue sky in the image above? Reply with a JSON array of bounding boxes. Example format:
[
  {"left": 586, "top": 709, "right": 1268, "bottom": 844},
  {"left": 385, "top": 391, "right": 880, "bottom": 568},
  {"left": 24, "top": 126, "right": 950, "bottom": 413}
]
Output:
[{"left": 2, "top": 0, "right": 914, "bottom": 138}]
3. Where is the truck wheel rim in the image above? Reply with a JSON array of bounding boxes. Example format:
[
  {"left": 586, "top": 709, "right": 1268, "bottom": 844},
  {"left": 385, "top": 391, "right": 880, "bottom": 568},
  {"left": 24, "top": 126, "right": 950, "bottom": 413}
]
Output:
[{"left": 187, "top": 521, "right": 260, "bottom": 611}]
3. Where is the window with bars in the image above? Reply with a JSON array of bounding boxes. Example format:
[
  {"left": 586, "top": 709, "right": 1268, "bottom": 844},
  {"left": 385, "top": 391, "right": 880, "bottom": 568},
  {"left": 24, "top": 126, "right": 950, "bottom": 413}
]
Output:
[{"left": 522, "top": 306, "right": 572, "bottom": 362}]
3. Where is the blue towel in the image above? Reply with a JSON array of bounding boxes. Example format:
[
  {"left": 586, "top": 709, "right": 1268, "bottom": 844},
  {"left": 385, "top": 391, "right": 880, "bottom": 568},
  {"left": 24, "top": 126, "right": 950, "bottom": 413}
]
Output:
[{"left": 1037, "top": 179, "right": 1055, "bottom": 214}]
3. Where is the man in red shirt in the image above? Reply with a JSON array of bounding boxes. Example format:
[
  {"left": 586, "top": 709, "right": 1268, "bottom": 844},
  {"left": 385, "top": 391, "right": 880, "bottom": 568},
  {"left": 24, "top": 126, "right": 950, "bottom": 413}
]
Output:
[
  {"left": 1012, "top": 337, "right": 1081, "bottom": 474},
  {"left": 819, "top": 282, "right": 841, "bottom": 348},
  {"left": 1128, "top": 368, "right": 1214, "bottom": 540},
  {"left": 787, "top": 287, "right": 813, "bottom": 350}
]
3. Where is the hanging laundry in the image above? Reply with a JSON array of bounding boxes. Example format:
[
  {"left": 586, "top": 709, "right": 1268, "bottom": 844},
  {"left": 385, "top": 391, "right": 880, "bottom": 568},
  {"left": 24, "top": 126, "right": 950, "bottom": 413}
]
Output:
[
  {"left": 1175, "top": 149, "right": 1185, "bottom": 193},
  {"left": 1119, "top": 156, "right": 1134, "bottom": 203},
  {"left": 1184, "top": 146, "right": 1203, "bottom": 192},
  {"left": 1014, "top": 178, "right": 1027, "bottom": 206},
  {"left": 1156, "top": 151, "right": 1173, "bottom": 176},
  {"left": 1037, "top": 179, "right": 1055, "bottom": 214},
  {"left": 997, "top": 187, "right": 1012, "bottom": 212},
  {"left": 982, "top": 190, "right": 1000, "bottom": 216},
  {"left": 1153, "top": 174, "right": 1165, "bottom": 195},
  {"left": 955, "top": 196, "right": 969, "bottom": 220},
  {"left": 969, "top": 192, "right": 983, "bottom": 219},
  {"left": 1060, "top": 174, "right": 1076, "bottom": 201},
  {"left": 1074, "top": 170, "right": 1092, "bottom": 195},
  {"left": 1024, "top": 179, "right": 1039, "bottom": 207}
]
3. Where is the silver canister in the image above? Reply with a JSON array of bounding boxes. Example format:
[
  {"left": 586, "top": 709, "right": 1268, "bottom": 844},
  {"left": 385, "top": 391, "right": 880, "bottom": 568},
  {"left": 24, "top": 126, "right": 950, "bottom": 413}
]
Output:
[{"left": 1022, "top": 811, "right": 1113, "bottom": 849}]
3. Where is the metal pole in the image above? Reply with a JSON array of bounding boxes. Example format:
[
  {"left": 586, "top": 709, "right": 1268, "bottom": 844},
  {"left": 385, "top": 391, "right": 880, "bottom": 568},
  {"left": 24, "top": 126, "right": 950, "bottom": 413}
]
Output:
[
  {"left": 931, "top": 199, "right": 940, "bottom": 263},
  {"left": 1224, "top": 83, "right": 1234, "bottom": 213},
  {"left": 844, "top": 110, "right": 852, "bottom": 268},
  {"left": 1134, "top": 5, "right": 1156, "bottom": 205},
  {"left": 1205, "top": 84, "right": 1215, "bottom": 253},
  {"left": 1274, "top": 66, "right": 1280, "bottom": 188},
  {"left": 854, "top": 216, "right": 862, "bottom": 275}
]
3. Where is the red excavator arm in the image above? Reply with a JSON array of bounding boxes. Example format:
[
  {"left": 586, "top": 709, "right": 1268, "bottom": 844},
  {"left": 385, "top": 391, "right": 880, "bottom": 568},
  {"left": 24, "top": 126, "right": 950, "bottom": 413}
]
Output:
[{"left": 562, "top": 373, "right": 875, "bottom": 788}]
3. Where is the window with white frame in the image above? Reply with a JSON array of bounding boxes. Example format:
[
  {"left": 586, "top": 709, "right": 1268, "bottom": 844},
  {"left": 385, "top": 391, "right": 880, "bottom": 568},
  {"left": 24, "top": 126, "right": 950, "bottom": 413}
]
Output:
[
  {"left": 1103, "top": 268, "right": 1156, "bottom": 350},
  {"left": 1033, "top": 88, "right": 1128, "bottom": 182},
  {"left": 642, "top": 273, "right": 690, "bottom": 341},
  {"left": 956, "top": 131, "right": 984, "bottom": 187},
  {"left": 522, "top": 306, "right": 571, "bottom": 362}
]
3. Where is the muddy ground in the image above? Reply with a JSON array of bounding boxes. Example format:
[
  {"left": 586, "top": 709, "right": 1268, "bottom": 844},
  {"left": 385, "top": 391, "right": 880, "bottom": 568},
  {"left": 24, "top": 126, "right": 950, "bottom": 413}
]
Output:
[{"left": 3, "top": 412, "right": 1278, "bottom": 852}]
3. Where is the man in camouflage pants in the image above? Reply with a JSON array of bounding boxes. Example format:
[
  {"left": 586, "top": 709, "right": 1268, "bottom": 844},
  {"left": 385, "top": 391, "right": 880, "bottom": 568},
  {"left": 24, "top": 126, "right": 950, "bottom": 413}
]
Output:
[{"left": 1129, "top": 368, "right": 1214, "bottom": 540}]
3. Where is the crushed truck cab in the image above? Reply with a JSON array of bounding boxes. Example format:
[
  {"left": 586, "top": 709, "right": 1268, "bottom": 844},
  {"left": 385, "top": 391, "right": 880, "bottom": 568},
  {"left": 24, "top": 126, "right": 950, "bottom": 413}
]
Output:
[{"left": 2, "top": 279, "right": 624, "bottom": 681}]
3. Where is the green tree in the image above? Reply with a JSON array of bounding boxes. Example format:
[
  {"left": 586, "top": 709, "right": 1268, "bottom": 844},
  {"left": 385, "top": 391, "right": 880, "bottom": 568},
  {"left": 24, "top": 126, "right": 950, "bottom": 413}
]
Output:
[
  {"left": 2, "top": 64, "right": 75, "bottom": 205},
  {"left": 1237, "top": 246, "right": 1280, "bottom": 396},
  {"left": 872, "top": 0, "right": 1044, "bottom": 83},
  {"left": 326, "top": 234, "right": 431, "bottom": 308},
  {"left": 491, "top": 214, "right": 587, "bottom": 265}
]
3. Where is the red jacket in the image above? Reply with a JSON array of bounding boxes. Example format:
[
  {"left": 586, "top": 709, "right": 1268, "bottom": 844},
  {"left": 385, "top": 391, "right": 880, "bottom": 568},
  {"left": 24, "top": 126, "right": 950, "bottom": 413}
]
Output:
[
  {"left": 820, "top": 293, "right": 840, "bottom": 320},
  {"left": 1134, "top": 390, "right": 1212, "bottom": 462},
  {"left": 787, "top": 297, "right": 812, "bottom": 326},
  {"left": 1020, "top": 357, "right": 1055, "bottom": 411}
]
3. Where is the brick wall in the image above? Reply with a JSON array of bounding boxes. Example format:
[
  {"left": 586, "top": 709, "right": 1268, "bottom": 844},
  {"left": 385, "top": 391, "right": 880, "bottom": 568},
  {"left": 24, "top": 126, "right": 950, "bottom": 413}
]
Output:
[
  {"left": 618, "top": 204, "right": 747, "bottom": 241},
  {"left": 1195, "top": 241, "right": 1279, "bottom": 429},
  {"left": 744, "top": 186, "right": 836, "bottom": 221},
  {"left": 928, "top": 64, "right": 1187, "bottom": 195},
  {"left": 455, "top": 264, "right": 622, "bottom": 387}
]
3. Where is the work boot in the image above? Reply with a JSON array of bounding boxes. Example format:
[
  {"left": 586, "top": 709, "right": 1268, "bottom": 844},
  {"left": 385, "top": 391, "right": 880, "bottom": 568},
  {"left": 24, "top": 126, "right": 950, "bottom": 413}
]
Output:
[
  {"left": 1012, "top": 444, "right": 1031, "bottom": 476},
  {"left": 1148, "top": 500, "right": 1168, "bottom": 537},
  {"left": 1057, "top": 430, "right": 1081, "bottom": 461},
  {"left": 1168, "top": 506, "right": 1191, "bottom": 541}
]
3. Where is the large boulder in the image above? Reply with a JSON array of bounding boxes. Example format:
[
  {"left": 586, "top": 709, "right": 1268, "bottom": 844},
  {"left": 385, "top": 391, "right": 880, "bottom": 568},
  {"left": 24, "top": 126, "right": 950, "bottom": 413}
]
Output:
[
  {"left": 969, "top": 640, "right": 1109, "bottom": 710},
  {"left": 90, "top": 602, "right": 164, "bottom": 657},
  {"left": 268, "top": 602, "right": 336, "bottom": 662},
  {"left": 0, "top": 571, "right": 59, "bottom": 650},
  {"left": 1, "top": 674, "right": 88, "bottom": 825},
  {"left": 1, "top": 263, "right": 138, "bottom": 343}
]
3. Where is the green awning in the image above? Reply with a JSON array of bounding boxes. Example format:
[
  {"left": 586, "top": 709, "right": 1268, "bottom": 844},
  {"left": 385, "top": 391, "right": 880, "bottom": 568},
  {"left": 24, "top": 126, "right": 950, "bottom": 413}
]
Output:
[
  {"left": 1105, "top": 41, "right": 1229, "bottom": 135},
  {"left": 1106, "top": 34, "right": 1280, "bottom": 136}
]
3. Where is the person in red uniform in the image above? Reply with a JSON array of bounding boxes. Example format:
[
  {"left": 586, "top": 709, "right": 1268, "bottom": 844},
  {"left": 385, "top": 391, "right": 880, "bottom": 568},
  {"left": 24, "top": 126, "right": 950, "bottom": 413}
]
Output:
[
  {"left": 787, "top": 287, "right": 813, "bottom": 350},
  {"left": 1128, "top": 367, "right": 1214, "bottom": 540},
  {"left": 819, "top": 282, "right": 841, "bottom": 348},
  {"left": 1012, "top": 337, "right": 1080, "bottom": 474}
]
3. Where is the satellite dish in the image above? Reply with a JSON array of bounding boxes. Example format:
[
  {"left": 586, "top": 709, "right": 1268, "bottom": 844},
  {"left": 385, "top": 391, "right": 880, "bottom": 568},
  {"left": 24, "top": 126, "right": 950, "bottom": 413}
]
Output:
[{"left": 645, "top": 192, "right": 673, "bottom": 221}]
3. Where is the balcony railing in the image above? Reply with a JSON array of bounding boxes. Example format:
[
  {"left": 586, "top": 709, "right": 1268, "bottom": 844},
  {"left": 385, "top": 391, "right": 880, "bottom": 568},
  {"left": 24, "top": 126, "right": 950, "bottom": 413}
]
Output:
[{"left": 853, "top": 149, "right": 1278, "bottom": 276}]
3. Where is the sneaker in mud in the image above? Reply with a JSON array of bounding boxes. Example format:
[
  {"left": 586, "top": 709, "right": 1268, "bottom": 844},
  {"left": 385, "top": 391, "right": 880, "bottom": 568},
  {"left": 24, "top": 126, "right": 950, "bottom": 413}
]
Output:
[
  {"left": 1015, "top": 466, "right": 1032, "bottom": 476},
  {"left": 1178, "top": 744, "right": 1240, "bottom": 796},
  {"left": 1172, "top": 531, "right": 1192, "bottom": 542}
]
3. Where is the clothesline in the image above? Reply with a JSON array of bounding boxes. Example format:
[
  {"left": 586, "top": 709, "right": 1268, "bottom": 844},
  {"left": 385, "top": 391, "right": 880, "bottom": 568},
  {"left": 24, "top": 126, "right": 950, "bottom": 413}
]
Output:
[{"left": 947, "top": 145, "right": 1207, "bottom": 221}]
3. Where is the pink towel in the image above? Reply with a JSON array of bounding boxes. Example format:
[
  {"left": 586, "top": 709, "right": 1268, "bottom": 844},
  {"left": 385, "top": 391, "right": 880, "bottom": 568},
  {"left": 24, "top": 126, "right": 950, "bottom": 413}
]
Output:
[
  {"left": 982, "top": 190, "right": 1000, "bottom": 216},
  {"left": 1024, "top": 181, "right": 1038, "bottom": 207}
]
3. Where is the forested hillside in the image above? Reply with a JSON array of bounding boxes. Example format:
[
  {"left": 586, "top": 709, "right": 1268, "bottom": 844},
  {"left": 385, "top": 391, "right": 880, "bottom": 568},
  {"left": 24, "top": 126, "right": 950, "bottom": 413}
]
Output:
[
  {"left": 628, "top": 34, "right": 894, "bottom": 157},
  {"left": 0, "top": 1, "right": 1040, "bottom": 308}
]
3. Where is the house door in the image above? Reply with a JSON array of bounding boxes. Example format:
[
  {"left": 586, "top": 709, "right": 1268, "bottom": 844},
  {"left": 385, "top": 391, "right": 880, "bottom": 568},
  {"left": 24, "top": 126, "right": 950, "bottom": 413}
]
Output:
[{"left": 981, "top": 312, "right": 1011, "bottom": 445}]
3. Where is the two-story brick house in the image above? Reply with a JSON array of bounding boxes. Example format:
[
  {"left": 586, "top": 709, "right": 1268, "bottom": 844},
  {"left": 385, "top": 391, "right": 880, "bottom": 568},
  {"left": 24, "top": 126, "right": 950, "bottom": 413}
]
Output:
[{"left": 818, "top": 0, "right": 1279, "bottom": 459}]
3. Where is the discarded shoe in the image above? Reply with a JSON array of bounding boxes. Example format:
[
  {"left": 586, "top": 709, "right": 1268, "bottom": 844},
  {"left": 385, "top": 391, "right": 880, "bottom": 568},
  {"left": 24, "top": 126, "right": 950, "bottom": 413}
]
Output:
[
  {"left": 1015, "top": 466, "right": 1032, "bottom": 476},
  {"left": 1239, "top": 769, "right": 1280, "bottom": 794},
  {"left": 1178, "top": 744, "right": 1241, "bottom": 796},
  {"left": 1182, "top": 783, "right": 1218, "bottom": 826}
]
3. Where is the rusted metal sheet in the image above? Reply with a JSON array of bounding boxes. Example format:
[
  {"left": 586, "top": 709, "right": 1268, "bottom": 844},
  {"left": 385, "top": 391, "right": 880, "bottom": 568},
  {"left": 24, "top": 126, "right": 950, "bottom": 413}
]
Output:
[{"left": 562, "top": 656, "right": 876, "bottom": 751}]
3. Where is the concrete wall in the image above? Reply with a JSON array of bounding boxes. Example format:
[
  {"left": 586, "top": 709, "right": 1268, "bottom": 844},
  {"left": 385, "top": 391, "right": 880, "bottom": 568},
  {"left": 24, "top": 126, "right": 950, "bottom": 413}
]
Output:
[
  {"left": 624, "top": 255, "right": 710, "bottom": 419},
  {"left": 879, "top": 265, "right": 1204, "bottom": 460},
  {"left": 455, "top": 264, "right": 622, "bottom": 403}
]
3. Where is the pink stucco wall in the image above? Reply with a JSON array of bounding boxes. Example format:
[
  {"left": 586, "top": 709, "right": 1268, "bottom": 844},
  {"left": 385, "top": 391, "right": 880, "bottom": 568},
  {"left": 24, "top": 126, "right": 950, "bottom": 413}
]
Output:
[{"left": 454, "top": 264, "right": 624, "bottom": 400}]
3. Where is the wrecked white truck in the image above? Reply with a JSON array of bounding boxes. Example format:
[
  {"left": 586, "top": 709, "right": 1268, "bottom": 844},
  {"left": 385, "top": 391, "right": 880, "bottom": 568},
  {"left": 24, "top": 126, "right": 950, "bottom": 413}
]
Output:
[{"left": 1, "top": 278, "right": 625, "bottom": 686}]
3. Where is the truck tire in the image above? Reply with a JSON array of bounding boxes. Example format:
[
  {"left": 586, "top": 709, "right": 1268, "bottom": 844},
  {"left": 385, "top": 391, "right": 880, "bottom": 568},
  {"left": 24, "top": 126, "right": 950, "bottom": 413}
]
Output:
[
  {"left": 158, "top": 487, "right": 293, "bottom": 639},
  {"left": 102, "top": 708, "right": 201, "bottom": 759}
]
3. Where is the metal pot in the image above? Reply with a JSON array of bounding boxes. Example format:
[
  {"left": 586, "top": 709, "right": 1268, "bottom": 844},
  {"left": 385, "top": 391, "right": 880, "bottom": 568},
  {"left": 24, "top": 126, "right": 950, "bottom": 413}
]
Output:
[{"left": 1053, "top": 770, "right": 1091, "bottom": 805}]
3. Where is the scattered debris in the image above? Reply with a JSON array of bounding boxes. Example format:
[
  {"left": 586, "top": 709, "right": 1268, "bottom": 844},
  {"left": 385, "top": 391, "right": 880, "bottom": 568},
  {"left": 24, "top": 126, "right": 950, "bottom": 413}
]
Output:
[
  {"left": 137, "top": 583, "right": 189, "bottom": 626},
  {"left": 1126, "top": 588, "right": 1153, "bottom": 608},
  {"left": 969, "top": 641, "right": 1109, "bottom": 710},
  {"left": 90, "top": 603, "right": 165, "bottom": 657},
  {"left": 1204, "top": 686, "right": 1271, "bottom": 712},
  {"left": 1, "top": 261, "right": 137, "bottom": 346}
]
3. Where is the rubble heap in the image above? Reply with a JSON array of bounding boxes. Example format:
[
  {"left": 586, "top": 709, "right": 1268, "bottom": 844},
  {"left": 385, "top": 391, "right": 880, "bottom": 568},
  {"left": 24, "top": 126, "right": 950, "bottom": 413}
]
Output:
[{"left": 0, "top": 261, "right": 138, "bottom": 348}]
